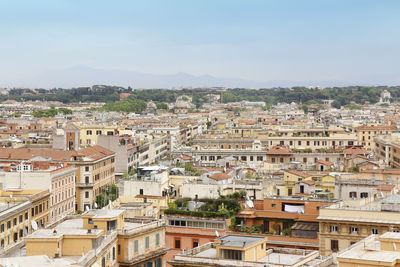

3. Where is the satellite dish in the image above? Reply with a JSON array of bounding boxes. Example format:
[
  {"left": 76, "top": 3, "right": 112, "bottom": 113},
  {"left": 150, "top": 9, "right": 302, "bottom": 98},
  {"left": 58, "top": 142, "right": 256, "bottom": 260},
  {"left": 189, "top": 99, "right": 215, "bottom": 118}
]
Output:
[
  {"left": 215, "top": 230, "right": 220, "bottom": 237},
  {"left": 31, "top": 220, "right": 38, "bottom": 231},
  {"left": 94, "top": 202, "right": 98, "bottom": 209},
  {"left": 85, "top": 205, "right": 90, "bottom": 211},
  {"left": 246, "top": 199, "right": 254, "bottom": 209}
]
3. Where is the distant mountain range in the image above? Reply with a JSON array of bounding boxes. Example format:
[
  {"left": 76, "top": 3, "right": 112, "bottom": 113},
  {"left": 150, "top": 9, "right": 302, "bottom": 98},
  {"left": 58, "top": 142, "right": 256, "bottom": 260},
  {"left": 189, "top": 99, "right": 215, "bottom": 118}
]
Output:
[{"left": 14, "top": 65, "right": 356, "bottom": 89}]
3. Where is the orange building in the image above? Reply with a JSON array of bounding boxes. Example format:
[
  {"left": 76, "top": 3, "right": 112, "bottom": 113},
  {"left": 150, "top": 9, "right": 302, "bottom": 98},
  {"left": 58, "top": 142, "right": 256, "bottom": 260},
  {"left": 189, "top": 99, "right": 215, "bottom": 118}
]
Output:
[
  {"left": 235, "top": 196, "right": 335, "bottom": 249},
  {"left": 165, "top": 212, "right": 230, "bottom": 267}
]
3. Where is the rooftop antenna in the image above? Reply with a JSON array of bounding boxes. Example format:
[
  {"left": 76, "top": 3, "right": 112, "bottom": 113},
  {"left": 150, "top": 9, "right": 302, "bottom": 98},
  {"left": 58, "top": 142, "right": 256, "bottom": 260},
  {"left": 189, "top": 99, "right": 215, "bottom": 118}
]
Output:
[
  {"left": 215, "top": 230, "right": 220, "bottom": 237},
  {"left": 85, "top": 205, "right": 90, "bottom": 212}
]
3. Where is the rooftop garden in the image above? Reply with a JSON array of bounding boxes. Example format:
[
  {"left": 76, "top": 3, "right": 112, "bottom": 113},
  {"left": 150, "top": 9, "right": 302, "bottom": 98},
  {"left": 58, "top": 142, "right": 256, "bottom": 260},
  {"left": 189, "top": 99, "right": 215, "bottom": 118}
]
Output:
[{"left": 165, "top": 190, "right": 245, "bottom": 218}]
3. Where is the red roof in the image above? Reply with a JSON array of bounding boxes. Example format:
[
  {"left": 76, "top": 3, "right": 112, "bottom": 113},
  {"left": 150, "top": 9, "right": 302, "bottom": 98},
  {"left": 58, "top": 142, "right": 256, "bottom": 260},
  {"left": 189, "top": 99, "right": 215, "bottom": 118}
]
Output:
[
  {"left": 209, "top": 173, "right": 232, "bottom": 181},
  {"left": 316, "top": 160, "right": 334, "bottom": 166},
  {"left": 343, "top": 146, "right": 370, "bottom": 156},
  {"left": 267, "top": 145, "right": 292, "bottom": 155},
  {"left": 377, "top": 184, "right": 395, "bottom": 191},
  {"left": 300, "top": 180, "right": 315, "bottom": 186},
  {"left": 286, "top": 169, "right": 310, "bottom": 178}
]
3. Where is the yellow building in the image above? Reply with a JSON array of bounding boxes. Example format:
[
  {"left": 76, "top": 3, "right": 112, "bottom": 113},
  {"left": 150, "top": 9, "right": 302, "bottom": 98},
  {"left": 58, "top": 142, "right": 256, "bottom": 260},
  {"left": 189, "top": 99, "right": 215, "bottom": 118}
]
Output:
[
  {"left": 375, "top": 135, "right": 400, "bottom": 168},
  {"left": 283, "top": 170, "right": 311, "bottom": 196},
  {"left": 73, "top": 146, "right": 116, "bottom": 211},
  {"left": 118, "top": 219, "right": 167, "bottom": 267},
  {"left": 318, "top": 194, "right": 400, "bottom": 256},
  {"left": 337, "top": 233, "right": 400, "bottom": 267},
  {"left": 169, "top": 235, "right": 268, "bottom": 266},
  {"left": 0, "top": 199, "right": 31, "bottom": 250},
  {"left": 79, "top": 124, "right": 131, "bottom": 147},
  {"left": 356, "top": 124, "right": 397, "bottom": 151},
  {"left": 24, "top": 208, "right": 167, "bottom": 267},
  {"left": 304, "top": 174, "right": 335, "bottom": 194}
]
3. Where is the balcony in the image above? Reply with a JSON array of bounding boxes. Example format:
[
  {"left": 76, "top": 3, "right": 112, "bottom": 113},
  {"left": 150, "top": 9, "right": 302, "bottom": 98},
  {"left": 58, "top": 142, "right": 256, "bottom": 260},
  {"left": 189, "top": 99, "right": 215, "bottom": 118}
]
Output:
[{"left": 77, "top": 182, "right": 94, "bottom": 188}]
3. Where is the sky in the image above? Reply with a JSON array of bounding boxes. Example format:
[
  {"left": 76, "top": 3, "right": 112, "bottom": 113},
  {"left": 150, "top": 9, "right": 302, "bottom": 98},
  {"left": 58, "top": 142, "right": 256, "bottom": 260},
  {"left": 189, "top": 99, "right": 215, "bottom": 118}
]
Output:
[{"left": 0, "top": 0, "right": 400, "bottom": 87}]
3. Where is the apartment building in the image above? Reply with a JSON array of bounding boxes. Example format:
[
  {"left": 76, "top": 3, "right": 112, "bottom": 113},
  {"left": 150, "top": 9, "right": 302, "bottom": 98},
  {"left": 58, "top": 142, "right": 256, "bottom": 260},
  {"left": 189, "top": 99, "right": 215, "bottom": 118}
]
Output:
[
  {"left": 97, "top": 134, "right": 137, "bottom": 175},
  {"left": 165, "top": 212, "right": 230, "bottom": 267},
  {"left": 235, "top": 196, "right": 333, "bottom": 249},
  {"left": 73, "top": 146, "right": 115, "bottom": 211},
  {"left": 336, "top": 233, "right": 400, "bottom": 266},
  {"left": 178, "top": 136, "right": 349, "bottom": 168},
  {"left": 118, "top": 218, "right": 167, "bottom": 267},
  {"left": 168, "top": 234, "right": 322, "bottom": 267},
  {"left": 0, "top": 191, "right": 49, "bottom": 252},
  {"left": 355, "top": 124, "right": 397, "bottom": 151},
  {"left": 318, "top": 194, "right": 400, "bottom": 256},
  {"left": 21, "top": 209, "right": 168, "bottom": 267},
  {"left": 29, "top": 190, "right": 51, "bottom": 229},
  {"left": 0, "top": 160, "right": 76, "bottom": 224},
  {"left": 375, "top": 135, "right": 400, "bottom": 167},
  {"left": 282, "top": 170, "right": 335, "bottom": 197},
  {"left": 0, "top": 146, "right": 116, "bottom": 212},
  {"left": 79, "top": 124, "right": 131, "bottom": 147},
  {"left": 121, "top": 166, "right": 170, "bottom": 198},
  {"left": 137, "top": 135, "right": 169, "bottom": 166}
]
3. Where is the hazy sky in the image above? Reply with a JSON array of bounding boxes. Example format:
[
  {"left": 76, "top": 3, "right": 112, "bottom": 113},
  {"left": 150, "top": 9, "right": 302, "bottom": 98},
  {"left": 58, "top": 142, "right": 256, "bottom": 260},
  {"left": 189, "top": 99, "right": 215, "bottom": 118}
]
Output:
[{"left": 1, "top": 0, "right": 400, "bottom": 86}]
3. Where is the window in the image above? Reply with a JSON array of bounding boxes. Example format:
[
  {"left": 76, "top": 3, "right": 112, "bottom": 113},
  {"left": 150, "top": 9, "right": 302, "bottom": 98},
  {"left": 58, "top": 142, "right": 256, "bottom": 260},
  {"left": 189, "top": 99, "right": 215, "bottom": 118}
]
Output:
[
  {"left": 222, "top": 249, "right": 242, "bottom": 260},
  {"left": 155, "top": 258, "right": 162, "bottom": 267},
  {"left": 330, "top": 225, "right": 338, "bottom": 232},
  {"left": 13, "top": 218, "right": 16, "bottom": 226},
  {"left": 88, "top": 218, "right": 93, "bottom": 225},
  {"left": 156, "top": 233, "right": 160, "bottom": 246},
  {"left": 145, "top": 236, "right": 149, "bottom": 249},
  {"left": 85, "top": 192, "right": 89, "bottom": 198},
  {"left": 0, "top": 224, "right": 4, "bottom": 233},
  {"left": 331, "top": 240, "right": 339, "bottom": 252},
  {"left": 85, "top": 166, "right": 89, "bottom": 172},
  {"left": 193, "top": 240, "right": 199, "bottom": 248},
  {"left": 349, "top": 192, "right": 357, "bottom": 199},
  {"left": 175, "top": 239, "right": 181, "bottom": 249},
  {"left": 350, "top": 227, "right": 358, "bottom": 234},
  {"left": 134, "top": 240, "right": 139, "bottom": 252},
  {"left": 117, "top": 244, "right": 121, "bottom": 255},
  {"left": 112, "top": 247, "right": 115, "bottom": 260},
  {"left": 360, "top": 192, "right": 368, "bottom": 198},
  {"left": 25, "top": 212, "right": 28, "bottom": 220},
  {"left": 87, "top": 130, "right": 92, "bottom": 135},
  {"left": 372, "top": 228, "right": 379, "bottom": 234},
  {"left": 7, "top": 221, "right": 10, "bottom": 229}
]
